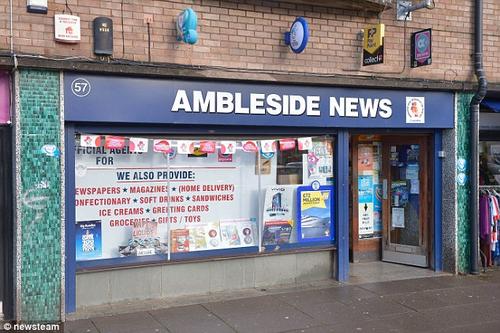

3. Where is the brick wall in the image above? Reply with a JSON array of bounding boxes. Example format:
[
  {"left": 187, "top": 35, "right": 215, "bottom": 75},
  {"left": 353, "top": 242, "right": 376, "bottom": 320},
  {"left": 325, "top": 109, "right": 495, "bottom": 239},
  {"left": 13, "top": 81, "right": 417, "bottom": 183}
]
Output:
[{"left": 0, "top": 1, "right": 498, "bottom": 84}]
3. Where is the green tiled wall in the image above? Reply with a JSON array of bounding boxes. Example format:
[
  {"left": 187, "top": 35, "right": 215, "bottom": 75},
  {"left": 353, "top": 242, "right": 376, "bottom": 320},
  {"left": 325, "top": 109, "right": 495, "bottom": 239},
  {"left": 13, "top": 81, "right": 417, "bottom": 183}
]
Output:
[
  {"left": 457, "top": 93, "right": 473, "bottom": 273},
  {"left": 18, "top": 70, "right": 61, "bottom": 321}
]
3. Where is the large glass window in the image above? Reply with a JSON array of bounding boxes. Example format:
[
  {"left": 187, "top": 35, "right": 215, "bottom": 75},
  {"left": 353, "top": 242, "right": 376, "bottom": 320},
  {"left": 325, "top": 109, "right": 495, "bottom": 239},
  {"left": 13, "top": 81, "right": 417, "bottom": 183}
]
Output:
[{"left": 74, "top": 134, "right": 335, "bottom": 265}]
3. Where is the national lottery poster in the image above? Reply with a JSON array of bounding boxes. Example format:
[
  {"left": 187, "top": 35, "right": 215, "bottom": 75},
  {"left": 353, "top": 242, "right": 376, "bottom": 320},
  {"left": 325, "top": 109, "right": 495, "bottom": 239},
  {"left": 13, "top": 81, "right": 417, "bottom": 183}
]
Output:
[
  {"left": 297, "top": 186, "right": 334, "bottom": 242},
  {"left": 74, "top": 140, "right": 273, "bottom": 260}
]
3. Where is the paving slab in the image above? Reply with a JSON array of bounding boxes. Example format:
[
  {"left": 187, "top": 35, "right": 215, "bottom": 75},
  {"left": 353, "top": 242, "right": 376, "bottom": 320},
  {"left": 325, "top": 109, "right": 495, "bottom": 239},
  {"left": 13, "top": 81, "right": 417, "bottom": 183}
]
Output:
[
  {"left": 150, "top": 304, "right": 235, "bottom": 333},
  {"left": 417, "top": 300, "right": 500, "bottom": 329},
  {"left": 342, "top": 295, "right": 414, "bottom": 318},
  {"left": 289, "top": 299, "right": 371, "bottom": 326},
  {"left": 204, "top": 296, "right": 320, "bottom": 333},
  {"left": 356, "top": 277, "right": 453, "bottom": 296},
  {"left": 428, "top": 320, "right": 500, "bottom": 333},
  {"left": 383, "top": 291, "right": 450, "bottom": 311},
  {"left": 64, "top": 319, "right": 99, "bottom": 333},
  {"left": 275, "top": 285, "right": 377, "bottom": 307},
  {"left": 91, "top": 311, "right": 168, "bottom": 333}
]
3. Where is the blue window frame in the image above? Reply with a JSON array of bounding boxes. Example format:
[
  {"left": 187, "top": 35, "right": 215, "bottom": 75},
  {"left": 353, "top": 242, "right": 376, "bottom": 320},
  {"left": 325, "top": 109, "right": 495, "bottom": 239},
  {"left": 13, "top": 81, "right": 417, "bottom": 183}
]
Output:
[{"left": 65, "top": 124, "right": 338, "bottom": 313}]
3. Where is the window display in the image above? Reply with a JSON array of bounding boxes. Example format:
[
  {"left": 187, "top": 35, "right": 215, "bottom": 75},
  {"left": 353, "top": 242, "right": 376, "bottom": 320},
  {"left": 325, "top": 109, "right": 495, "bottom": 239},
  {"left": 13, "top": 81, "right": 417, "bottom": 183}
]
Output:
[
  {"left": 480, "top": 141, "right": 500, "bottom": 185},
  {"left": 357, "top": 140, "right": 383, "bottom": 239},
  {"left": 75, "top": 134, "right": 335, "bottom": 264}
]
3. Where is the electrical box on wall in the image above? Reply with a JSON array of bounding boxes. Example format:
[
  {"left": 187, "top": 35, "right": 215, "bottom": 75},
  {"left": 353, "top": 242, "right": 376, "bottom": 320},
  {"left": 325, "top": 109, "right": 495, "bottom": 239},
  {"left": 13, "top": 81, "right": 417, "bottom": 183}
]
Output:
[
  {"left": 93, "top": 17, "right": 113, "bottom": 56},
  {"left": 27, "top": 0, "right": 48, "bottom": 14}
]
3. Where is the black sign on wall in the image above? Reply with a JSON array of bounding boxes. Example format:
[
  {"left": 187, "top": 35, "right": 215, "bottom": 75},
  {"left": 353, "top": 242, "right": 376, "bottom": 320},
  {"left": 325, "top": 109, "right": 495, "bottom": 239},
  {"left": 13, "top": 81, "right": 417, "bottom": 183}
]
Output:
[
  {"left": 93, "top": 17, "right": 113, "bottom": 56},
  {"left": 362, "top": 24, "right": 385, "bottom": 66},
  {"left": 411, "top": 29, "right": 432, "bottom": 68}
]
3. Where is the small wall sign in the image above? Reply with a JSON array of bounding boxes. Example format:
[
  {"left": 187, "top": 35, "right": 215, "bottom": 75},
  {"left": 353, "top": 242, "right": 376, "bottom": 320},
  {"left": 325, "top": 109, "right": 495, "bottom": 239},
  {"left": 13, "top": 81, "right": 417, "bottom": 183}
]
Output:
[
  {"left": 362, "top": 24, "right": 385, "bottom": 66},
  {"left": 284, "top": 17, "right": 309, "bottom": 53},
  {"left": 54, "top": 14, "right": 81, "bottom": 43},
  {"left": 411, "top": 28, "right": 432, "bottom": 68}
]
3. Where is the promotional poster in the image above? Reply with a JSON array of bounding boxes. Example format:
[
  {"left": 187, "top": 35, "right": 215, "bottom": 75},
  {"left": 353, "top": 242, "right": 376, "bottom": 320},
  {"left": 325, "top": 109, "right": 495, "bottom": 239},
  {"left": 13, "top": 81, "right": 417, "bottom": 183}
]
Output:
[
  {"left": 358, "top": 175, "right": 374, "bottom": 238},
  {"left": 262, "top": 186, "right": 296, "bottom": 245},
  {"left": 76, "top": 220, "right": 102, "bottom": 261},
  {"left": 297, "top": 186, "right": 334, "bottom": 242}
]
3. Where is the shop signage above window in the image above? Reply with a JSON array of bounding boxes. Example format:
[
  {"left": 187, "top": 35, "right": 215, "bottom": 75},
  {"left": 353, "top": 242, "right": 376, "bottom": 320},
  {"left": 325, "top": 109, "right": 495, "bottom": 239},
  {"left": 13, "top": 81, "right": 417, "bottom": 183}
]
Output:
[{"left": 64, "top": 73, "right": 454, "bottom": 129}]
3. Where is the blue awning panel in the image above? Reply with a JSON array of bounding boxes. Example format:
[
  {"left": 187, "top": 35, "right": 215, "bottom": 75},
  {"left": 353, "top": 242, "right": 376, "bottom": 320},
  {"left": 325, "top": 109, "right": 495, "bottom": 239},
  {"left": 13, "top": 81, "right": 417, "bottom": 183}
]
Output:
[{"left": 482, "top": 99, "right": 500, "bottom": 113}]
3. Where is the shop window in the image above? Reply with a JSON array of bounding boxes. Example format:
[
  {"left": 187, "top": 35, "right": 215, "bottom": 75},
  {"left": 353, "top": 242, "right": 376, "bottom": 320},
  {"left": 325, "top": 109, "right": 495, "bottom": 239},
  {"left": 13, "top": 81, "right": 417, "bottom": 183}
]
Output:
[
  {"left": 74, "top": 134, "right": 335, "bottom": 267},
  {"left": 480, "top": 141, "right": 500, "bottom": 185}
]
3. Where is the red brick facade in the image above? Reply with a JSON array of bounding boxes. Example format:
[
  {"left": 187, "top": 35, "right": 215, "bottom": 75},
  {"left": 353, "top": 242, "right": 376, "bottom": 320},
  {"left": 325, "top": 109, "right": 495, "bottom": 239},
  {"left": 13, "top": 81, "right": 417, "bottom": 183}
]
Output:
[{"left": 0, "top": 0, "right": 498, "bottom": 84}]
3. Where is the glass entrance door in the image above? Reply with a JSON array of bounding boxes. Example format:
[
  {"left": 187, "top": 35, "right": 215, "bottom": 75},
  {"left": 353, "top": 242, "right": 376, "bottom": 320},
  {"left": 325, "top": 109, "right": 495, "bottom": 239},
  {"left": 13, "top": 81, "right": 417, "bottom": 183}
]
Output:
[{"left": 382, "top": 137, "right": 429, "bottom": 267}]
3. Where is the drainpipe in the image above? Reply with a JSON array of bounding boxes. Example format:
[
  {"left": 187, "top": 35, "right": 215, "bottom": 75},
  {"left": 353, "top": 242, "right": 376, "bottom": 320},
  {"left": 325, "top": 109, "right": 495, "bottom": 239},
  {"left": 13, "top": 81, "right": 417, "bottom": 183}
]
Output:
[{"left": 470, "top": 0, "right": 487, "bottom": 275}]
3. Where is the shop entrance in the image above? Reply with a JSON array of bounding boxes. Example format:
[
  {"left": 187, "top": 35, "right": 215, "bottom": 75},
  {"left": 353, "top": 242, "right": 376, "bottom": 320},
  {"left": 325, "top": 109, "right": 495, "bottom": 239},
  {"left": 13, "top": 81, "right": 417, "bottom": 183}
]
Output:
[{"left": 351, "top": 134, "right": 431, "bottom": 268}]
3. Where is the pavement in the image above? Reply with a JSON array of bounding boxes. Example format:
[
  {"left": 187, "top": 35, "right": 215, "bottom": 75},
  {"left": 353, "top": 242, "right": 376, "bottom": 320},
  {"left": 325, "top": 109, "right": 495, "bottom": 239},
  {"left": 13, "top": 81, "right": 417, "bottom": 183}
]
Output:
[{"left": 65, "top": 267, "right": 500, "bottom": 333}]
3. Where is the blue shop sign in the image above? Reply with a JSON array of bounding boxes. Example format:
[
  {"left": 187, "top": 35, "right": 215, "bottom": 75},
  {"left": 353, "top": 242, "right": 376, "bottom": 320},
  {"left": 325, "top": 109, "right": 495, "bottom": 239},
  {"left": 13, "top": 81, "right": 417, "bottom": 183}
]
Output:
[
  {"left": 64, "top": 73, "right": 454, "bottom": 129},
  {"left": 284, "top": 17, "right": 309, "bottom": 53}
]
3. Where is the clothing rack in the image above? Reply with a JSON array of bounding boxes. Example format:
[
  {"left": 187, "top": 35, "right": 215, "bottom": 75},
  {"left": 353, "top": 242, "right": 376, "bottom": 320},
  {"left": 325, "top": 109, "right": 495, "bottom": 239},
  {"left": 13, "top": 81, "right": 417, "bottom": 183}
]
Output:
[{"left": 479, "top": 185, "right": 500, "bottom": 188}]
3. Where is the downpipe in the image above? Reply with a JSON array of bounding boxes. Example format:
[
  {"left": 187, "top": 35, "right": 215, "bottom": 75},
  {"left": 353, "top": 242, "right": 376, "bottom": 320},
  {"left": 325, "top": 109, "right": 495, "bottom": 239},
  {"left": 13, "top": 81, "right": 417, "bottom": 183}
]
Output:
[{"left": 470, "top": 0, "right": 487, "bottom": 275}]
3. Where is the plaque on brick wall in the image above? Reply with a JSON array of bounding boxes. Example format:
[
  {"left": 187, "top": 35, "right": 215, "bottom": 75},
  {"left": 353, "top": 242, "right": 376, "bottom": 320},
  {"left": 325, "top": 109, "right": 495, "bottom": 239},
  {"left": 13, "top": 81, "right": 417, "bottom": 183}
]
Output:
[
  {"left": 362, "top": 24, "right": 385, "bottom": 66},
  {"left": 54, "top": 14, "right": 81, "bottom": 43},
  {"left": 411, "top": 29, "right": 432, "bottom": 68}
]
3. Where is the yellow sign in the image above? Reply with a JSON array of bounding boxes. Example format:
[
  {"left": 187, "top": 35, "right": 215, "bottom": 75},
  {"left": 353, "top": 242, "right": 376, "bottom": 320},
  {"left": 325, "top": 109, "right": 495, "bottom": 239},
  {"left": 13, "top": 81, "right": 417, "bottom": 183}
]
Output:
[
  {"left": 301, "top": 191, "right": 327, "bottom": 210},
  {"left": 363, "top": 24, "right": 385, "bottom": 54},
  {"left": 363, "top": 24, "right": 385, "bottom": 66}
]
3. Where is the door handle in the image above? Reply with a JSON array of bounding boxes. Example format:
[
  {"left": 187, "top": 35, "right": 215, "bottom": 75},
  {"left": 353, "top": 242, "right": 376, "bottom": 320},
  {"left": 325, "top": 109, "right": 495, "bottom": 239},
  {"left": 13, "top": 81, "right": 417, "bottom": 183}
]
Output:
[{"left": 383, "top": 179, "right": 388, "bottom": 200}]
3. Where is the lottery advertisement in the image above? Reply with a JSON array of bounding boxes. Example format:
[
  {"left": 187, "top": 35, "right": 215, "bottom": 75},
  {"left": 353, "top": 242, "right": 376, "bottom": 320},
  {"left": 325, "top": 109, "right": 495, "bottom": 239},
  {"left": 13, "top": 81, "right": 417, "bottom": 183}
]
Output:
[
  {"left": 75, "top": 140, "right": 277, "bottom": 260},
  {"left": 297, "top": 186, "right": 334, "bottom": 242}
]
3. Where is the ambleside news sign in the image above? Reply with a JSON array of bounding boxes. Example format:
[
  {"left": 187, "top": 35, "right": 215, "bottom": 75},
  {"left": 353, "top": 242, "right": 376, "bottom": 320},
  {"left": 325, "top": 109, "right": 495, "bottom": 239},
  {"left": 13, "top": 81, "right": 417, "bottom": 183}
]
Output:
[{"left": 64, "top": 73, "right": 454, "bottom": 129}]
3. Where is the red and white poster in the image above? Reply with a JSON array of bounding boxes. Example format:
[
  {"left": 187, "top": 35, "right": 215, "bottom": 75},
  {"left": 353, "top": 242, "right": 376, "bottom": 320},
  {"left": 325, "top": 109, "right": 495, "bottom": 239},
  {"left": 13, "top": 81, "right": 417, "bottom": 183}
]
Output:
[
  {"left": 176, "top": 140, "right": 192, "bottom": 154},
  {"left": 129, "top": 137, "right": 149, "bottom": 153},
  {"left": 199, "top": 140, "right": 216, "bottom": 153},
  {"left": 153, "top": 139, "right": 172, "bottom": 153},
  {"left": 104, "top": 136, "right": 126, "bottom": 149},
  {"left": 298, "top": 137, "right": 312, "bottom": 151},
  {"left": 261, "top": 140, "right": 277, "bottom": 153},
  {"left": 242, "top": 140, "right": 259, "bottom": 152},
  {"left": 279, "top": 138, "right": 296, "bottom": 151},
  {"left": 80, "top": 134, "right": 101, "bottom": 147},
  {"left": 220, "top": 141, "right": 237, "bottom": 154},
  {"left": 54, "top": 14, "right": 81, "bottom": 43}
]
